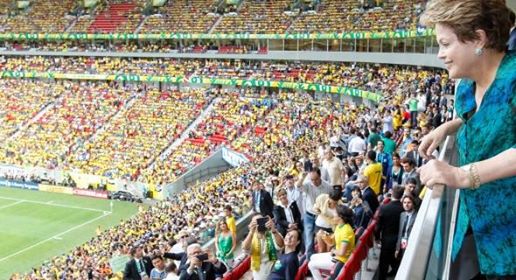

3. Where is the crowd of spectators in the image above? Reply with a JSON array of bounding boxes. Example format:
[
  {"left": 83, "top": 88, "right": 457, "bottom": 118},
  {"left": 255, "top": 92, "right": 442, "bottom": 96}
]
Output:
[
  {"left": 69, "top": 1, "right": 146, "bottom": 34},
  {"left": 290, "top": 0, "right": 425, "bottom": 33},
  {"left": 0, "top": 0, "right": 75, "bottom": 33},
  {"left": 214, "top": 0, "right": 294, "bottom": 34},
  {"left": 140, "top": 0, "right": 220, "bottom": 33},
  {"left": 0, "top": 55, "right": 454, "bottom": 97},
  {"left": 0, "top": 80, "right": 136, "bottom": 169},
  {"left": 0, "top": 57, "right": 454, "bottom": 186},
  {"left": 0, "top": 0, "right": 427, "bottom": 35},
  {"left": 0, "top": 79, "right": 61, "bottom": 141},
  {"left": 64, "top": 88, "right": 211, "bottom": 181},
  {"left": 10, "top": 75, "right": 452, "bottom": 279}
]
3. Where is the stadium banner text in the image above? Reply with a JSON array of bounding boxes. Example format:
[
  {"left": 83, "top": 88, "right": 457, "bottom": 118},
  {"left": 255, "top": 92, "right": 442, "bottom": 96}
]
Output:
[
  {"left": 0, "top": 179, "right": 39, "bottom": 190},
  {"left": 39, "top": 184, "right": 74, "bottom": 195},
  {"left": 72, "top": 188, "right": 109, "bottom": 199},
  {"left": 0, "top": 29, "right": 435, "bottom": 41},
  {"left": 0, "top": 71, "right": 382, "bottom": 102}
]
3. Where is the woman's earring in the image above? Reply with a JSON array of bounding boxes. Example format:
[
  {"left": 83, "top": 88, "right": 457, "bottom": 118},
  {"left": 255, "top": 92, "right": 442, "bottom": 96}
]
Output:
[{"left": 475, "top": 47, "right": 484, "bottom": 56}]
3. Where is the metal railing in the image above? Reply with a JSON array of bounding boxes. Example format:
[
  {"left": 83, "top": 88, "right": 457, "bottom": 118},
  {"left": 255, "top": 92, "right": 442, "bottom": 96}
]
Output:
[{"left": 396, "top": 134, "right": 460, "bottom": 280}]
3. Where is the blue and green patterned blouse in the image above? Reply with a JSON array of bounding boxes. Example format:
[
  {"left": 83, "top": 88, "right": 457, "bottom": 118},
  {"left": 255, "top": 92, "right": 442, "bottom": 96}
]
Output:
[{"left": 453, "top": 50, "right": 516, "bottom": 275}]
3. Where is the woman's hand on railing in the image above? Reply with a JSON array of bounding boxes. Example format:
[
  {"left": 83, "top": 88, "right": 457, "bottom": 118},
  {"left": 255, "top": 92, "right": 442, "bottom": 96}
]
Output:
[{"left": 419, "top": 159, "right": 469, "bottom": 189}]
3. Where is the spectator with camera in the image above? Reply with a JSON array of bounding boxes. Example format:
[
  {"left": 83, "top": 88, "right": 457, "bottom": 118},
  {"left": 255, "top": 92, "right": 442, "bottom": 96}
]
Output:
[
  {"left": 242, "top": 214, "right": 285, "bottom": 280},
  {"left": 179, "top": 243, "right": 226, "bottom": 280}
]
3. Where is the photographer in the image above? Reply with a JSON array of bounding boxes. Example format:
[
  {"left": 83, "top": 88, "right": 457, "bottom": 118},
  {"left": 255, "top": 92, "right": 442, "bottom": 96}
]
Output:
[
  {"left": 179, "top": 244, "right": 226, "bottom": 280},
  {"left": 242, "top": 214, "right": 285, "bottom": 280}
]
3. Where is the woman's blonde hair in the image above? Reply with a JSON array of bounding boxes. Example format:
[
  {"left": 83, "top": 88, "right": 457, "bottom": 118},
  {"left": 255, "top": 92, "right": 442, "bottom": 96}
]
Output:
[{"left": 420, "top": 0, "right": 513, "bottom": 51}]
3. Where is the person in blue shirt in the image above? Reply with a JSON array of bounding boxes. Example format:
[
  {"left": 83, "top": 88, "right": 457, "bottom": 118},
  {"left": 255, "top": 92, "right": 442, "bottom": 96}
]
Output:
[
  {"left": 375, "top": 140, "right": 392, "bottom": 194},
  {"left": 268, "top": 229, "right": 301, "bottom": 280},
  {"left": 419, "top": 0, "right": 516, "bottom": 278}
]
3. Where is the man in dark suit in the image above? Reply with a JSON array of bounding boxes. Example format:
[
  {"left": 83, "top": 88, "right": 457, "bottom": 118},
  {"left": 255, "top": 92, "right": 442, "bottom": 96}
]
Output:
[
  {"left": 405, "top": 141, "right": 423, "bottom": 167},
  {"left": 123, "top": 245, "right": 154, "bottom": 280},
  {"left": 357, "top": 174, "right": 379, "bottom": 214},
  {"left": 273, "top": 188, "right": 302, "bottom": 237},
  {"left": 252, "top": 181, "right": 274, "bottom": 218},
  {"left": 396, "top": 194, "right": 418, "bottom": 260},
  {"left": 375, "top": 186, "right": 405, "bottom": 280},
  {"left": 179, "top": 243, "right": 227, "bottom": 280}
]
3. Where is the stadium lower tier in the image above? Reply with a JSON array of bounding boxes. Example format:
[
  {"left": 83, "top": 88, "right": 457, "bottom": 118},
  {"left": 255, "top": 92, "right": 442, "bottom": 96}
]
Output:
[{"left": 0, "top": 61, "right": 452, "bottom": 187}]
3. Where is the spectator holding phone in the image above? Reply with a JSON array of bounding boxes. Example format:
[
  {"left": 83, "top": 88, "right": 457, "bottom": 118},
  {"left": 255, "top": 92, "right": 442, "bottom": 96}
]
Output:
[
  {"left": 243, "top": 214, "right": 285, "bottom": 280},
  {"left": 179, "top": 244, "right": 226, "bottom": 280}
]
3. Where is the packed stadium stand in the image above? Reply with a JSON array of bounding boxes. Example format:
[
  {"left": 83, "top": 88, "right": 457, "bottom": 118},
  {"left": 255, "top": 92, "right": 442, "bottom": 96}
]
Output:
[
  {"left": 140, "top": 0, "right": 220, "bottom": 33},
  {"left": 0, "top": 0, "right": 75, "bottom": 32}
]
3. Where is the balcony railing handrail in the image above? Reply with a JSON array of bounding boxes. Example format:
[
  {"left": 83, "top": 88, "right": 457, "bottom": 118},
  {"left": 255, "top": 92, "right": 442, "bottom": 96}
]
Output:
[{"left": 395, "top": 134, "right": 452, "bottom": 280}]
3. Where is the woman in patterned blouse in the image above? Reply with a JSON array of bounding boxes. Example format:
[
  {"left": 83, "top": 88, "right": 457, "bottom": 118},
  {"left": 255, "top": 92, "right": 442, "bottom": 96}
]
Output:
[{"left": 418, "top": 0, "right": 516, "bottom": 278}]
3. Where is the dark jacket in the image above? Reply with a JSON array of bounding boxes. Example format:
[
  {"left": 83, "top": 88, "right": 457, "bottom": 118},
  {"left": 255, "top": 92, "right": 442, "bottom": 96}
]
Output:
[
  {"left": 178, "top": 261, "right": 227, "bottom": 280},
  {"left": 252, "top": 189, "right": 274, "bottom": 218},
  {"left": 362, "top": 186, "right": 380, "bottom": 214},
  {"left": 123, "top": 256, "right": 154, "bottom": 280},
  {"left": 164, "top": 252, "right": 188, "bottom": 272},
  {"left": 375, "top": 200, "right": 404, "bottom": 251},
  {"left": 273, "top": 201, "right": 302, "bottom": 236}
]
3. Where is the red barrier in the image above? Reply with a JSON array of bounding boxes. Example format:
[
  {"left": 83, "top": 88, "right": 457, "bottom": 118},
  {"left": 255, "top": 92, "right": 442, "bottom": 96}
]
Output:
[
  {"left": 72, "top": 188, "right": 109, "bottom": 199},
  {"left": 223, "top": 256, "right": 250, "bottom": 280}
]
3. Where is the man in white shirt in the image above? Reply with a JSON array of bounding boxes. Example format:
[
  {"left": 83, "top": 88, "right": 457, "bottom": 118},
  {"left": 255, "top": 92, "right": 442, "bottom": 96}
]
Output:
[
  {"left": 347, "top": 128, "right": 367, "bottom": 156},
  {"left": 295, "top": 168, "right": 333, "bottom": 260},
  {"left": 283, "top": 174, "right": 304, "bottom": 218},
  {"left": 321, "top": 147, "right": 346, "bottom": 187}
]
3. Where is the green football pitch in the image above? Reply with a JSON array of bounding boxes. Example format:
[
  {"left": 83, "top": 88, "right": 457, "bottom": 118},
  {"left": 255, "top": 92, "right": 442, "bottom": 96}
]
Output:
[{"left": 0, "top": 187, "right": 139, "bottom": 278}]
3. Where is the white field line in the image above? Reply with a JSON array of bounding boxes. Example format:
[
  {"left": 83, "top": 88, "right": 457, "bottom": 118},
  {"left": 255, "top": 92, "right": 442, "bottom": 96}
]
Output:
[
  {"left": 0, "top": 212, "right": 110, "bottom": 263},
  {"left": 0, "top": 195, "right": 105, "bottom": 213},
  {"left": 0, "top": 200, "right": 24, "bottom": 210}
]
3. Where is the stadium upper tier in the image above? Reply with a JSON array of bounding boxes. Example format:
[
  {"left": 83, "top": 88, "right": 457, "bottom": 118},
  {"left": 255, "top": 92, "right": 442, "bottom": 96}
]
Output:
[{"left": 0, "top": 0, "right": 425, "bottom": 34}]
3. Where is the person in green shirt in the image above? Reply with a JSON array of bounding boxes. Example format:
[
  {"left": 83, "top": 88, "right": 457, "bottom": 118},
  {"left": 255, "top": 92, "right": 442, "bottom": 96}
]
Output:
[
  {"left": 381, "top": 131, "right": 397, "bottom": 155},
  {"left": 367, "top": 126, "right": 382, "bottom": 150},
  {"left": 215, "top": 219, "right": 237, "bottom": 268},
  {"left": 408, "top": 93, "right": 419, "bottom": 128}
]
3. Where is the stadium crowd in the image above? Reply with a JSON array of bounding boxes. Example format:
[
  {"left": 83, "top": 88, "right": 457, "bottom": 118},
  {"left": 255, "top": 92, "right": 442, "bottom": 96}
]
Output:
[
  {"left": 0, "top": 0, "right": 425, "bottom": 34},
  {"left": 0, "top": 57, "right": 454, "bottom": 186},
  {"left": 5, "top": 65, "right": 453, "bottom": 278},
  {"left": 0, "top": 55, "right": 454, "bottom": 94}
]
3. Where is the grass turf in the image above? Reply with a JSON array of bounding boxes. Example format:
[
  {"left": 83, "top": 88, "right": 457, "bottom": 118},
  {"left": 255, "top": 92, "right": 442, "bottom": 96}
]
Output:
[{"left": 0, "top": 187, "right": 139, "bottom": 278}]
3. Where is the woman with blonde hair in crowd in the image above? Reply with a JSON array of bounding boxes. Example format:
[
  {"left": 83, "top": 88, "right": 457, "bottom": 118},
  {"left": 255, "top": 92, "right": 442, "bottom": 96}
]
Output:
[
  {"left": 215, "top": 219, "right": 236, "bottom": 268},
  {"left": 419, "top": 0, "right": 515, "bottom": 278}
]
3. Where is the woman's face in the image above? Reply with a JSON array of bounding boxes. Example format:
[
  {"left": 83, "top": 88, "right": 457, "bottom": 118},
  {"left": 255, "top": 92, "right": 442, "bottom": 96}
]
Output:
[
  {"left": 284, "top": 230, "right": 300, "bottom": 248},
  {"left": 278, "top": 191, "right": 288, "bottom": 204},
  {"left": 435, "top": 23, "right": 480, "bottom": 79}
]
